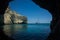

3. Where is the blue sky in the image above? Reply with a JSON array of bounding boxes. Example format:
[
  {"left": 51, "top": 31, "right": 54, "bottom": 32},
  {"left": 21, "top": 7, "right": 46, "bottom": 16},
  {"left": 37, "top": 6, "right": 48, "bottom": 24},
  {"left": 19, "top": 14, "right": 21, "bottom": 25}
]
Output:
[{"left": 9, "top": 0, "right": 52, "bottom": 23}]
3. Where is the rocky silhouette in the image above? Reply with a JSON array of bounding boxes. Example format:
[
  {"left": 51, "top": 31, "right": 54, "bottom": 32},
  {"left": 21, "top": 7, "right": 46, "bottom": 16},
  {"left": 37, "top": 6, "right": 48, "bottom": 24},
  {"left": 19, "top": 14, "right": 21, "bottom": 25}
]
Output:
[
  {"left": 32, "top": 0, "right": 60, "bottom": 40},
  {"left": 0, "top": 0, "right": 14, "bottom": 40},
  {"left": 0, "top": 0, "right": 12, "bottom": 24}
]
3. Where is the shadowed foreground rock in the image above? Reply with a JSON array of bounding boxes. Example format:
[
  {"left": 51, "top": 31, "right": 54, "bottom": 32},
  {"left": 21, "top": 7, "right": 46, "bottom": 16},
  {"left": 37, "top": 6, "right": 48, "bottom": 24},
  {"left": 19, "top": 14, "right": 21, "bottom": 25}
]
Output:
[
  {"left": 0, "top": 0, "right": 14, "bottom": 40},
  {"left": 0, "top": 0, "right": 12, "bottom": 24},
  {"left": 32, "top": 0, "right": 60, "bottom": 40}
]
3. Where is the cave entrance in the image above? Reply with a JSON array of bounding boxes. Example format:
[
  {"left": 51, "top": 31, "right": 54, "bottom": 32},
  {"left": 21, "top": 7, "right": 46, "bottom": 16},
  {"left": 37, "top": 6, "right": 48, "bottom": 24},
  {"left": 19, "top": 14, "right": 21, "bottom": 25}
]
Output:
[{"left": 0, "top": 0, "right": 52, "bottom": 40}]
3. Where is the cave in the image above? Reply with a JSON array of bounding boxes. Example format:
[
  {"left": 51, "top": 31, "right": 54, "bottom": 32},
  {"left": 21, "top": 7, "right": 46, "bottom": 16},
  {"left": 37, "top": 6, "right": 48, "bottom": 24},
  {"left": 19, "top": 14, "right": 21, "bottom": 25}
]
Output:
[
  {"left": 32, "top": 0, "right": 60, "bottom": 40},
  {"left": 0, "top": 0, "right": 60, "bottom": 40}
]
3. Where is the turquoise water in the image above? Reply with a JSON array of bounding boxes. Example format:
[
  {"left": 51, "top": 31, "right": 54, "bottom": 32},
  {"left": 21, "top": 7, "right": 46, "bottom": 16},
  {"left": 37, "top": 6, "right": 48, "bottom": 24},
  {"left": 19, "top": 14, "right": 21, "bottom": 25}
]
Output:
[{"left": 3, "top": 23, "right": 51, "bottom": 40}]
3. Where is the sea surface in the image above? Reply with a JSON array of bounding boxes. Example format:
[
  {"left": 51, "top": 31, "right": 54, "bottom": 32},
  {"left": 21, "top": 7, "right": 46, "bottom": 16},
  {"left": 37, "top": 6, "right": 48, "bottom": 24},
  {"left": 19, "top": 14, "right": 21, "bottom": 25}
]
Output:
[{"left": 3, "top": 23, "right": 51, "bottom": 40}]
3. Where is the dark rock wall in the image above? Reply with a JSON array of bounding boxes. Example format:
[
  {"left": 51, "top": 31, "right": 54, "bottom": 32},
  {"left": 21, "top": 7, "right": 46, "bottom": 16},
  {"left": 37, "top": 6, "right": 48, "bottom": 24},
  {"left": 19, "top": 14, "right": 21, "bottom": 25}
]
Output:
[
  {"left": 0, "top": 0, "right": 12, "bottom": 24},
  {"left": 0, "top": 0, "right": 14, "bottom": 40},
  {"left": 32, "top": 0, "right": 60, "bottom": 40}
]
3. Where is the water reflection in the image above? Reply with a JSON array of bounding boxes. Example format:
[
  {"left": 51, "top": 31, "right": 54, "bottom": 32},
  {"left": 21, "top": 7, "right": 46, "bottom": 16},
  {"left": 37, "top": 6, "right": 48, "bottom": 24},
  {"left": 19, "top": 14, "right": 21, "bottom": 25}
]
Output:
[
  {"left": 0, "top": 25, "right": 14, "bottom": 40},
  {"left": 3, "top": 24, "right": 27, "bottom": 37},
  {"left": 1, "top": 24, "right": 50, "bottom": 40}
]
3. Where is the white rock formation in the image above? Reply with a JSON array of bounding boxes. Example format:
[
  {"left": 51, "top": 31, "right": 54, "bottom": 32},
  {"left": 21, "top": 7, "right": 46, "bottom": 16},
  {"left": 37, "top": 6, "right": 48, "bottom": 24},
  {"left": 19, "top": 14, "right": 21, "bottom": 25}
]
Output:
[{"left": 4, "top": 7, "right": 27, "bottom": 24}]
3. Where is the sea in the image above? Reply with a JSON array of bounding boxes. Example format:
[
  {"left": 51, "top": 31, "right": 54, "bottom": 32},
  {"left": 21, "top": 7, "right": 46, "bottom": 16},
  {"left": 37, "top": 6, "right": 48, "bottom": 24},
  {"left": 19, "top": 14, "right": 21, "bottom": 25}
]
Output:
[{"left": 2, "top": 23, "right": 51, "bottom": 40}]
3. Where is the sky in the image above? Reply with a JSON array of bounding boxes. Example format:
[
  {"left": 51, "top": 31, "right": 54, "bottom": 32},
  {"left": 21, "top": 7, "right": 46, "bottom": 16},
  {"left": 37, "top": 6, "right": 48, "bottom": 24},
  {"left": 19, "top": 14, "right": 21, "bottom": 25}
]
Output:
[{"left": 9, "top": 0, "right": 52, "bottom": 23}]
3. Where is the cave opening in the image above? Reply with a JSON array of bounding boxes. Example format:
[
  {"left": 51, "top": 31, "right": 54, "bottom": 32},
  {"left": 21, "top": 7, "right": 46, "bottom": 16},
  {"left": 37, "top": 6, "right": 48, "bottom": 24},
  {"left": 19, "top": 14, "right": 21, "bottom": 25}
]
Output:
[{"left": 0, "top": 0, "right": 56, "bottom": 40}]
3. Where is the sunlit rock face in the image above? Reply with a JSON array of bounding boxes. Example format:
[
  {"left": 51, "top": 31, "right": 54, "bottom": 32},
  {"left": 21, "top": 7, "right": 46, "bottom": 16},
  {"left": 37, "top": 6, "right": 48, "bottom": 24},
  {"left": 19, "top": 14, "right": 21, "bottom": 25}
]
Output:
[
  {"left": 0, "top": 0, "right": 12, "bottom": 25},
  {"left": 4, "top": 7, "right": 27, "bottom": 24}
]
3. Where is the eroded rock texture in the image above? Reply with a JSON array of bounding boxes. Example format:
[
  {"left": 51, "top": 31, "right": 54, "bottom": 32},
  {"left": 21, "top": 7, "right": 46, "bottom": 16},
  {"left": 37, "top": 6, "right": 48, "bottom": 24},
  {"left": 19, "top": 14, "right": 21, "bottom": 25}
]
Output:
[
  {"left": 0, "top": 0, "right": 12, "bottom": 24},
  {"left": 32, "top": 0, "right": 60, "bottom": 40},
  {"left": 4, "top": 7, "right": 27, "bottom": 24},
  {"left": 0, "top": 0, "right": 14, "bottom": 40}
]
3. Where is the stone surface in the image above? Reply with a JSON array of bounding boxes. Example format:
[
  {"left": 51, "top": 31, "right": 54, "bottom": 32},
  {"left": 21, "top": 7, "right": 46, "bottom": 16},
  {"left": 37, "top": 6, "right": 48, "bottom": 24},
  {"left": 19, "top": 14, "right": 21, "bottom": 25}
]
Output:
[
  {"left": 0, "top": 0, "right": 14, "bottom": 40},
  {"left": 32, "top": 0, "right": 60, "bottom": 40},
  {"left": 4, "top": 7, "right": 27, "bottom": 24},
  {"left": 0, "top": 0, "right": 12, "bottom": 25}
]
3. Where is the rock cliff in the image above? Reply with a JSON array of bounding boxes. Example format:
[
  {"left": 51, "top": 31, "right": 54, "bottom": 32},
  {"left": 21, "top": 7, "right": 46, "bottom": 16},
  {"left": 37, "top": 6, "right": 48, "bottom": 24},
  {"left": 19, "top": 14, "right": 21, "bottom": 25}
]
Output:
[
  {"left": 0, "top": 0, "right": 12, "bottom": 25},
  {"left": 4, "top": 7, "right": 27, "bottom": 24},
  {"left": 0, "top": 0, "right": 14, "bottom": 40}
]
